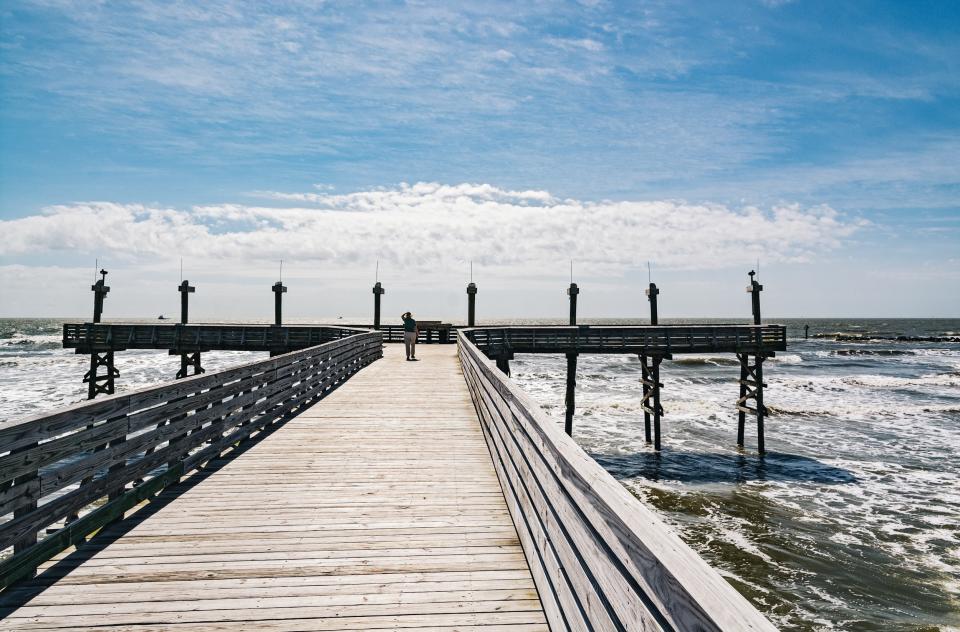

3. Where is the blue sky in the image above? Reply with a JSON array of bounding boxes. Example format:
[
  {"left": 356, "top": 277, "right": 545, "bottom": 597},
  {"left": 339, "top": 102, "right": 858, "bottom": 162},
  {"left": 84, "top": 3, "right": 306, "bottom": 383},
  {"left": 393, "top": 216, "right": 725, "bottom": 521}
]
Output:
[{"left": 0, "top": 1, "right": 958, "bottom": 318}]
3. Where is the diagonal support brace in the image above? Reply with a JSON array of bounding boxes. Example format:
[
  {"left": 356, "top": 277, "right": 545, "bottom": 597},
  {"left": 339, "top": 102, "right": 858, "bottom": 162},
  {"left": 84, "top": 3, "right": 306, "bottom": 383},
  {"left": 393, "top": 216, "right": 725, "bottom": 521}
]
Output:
[{"left": 737, "top": 352, "right": 770, "bottom": 453}]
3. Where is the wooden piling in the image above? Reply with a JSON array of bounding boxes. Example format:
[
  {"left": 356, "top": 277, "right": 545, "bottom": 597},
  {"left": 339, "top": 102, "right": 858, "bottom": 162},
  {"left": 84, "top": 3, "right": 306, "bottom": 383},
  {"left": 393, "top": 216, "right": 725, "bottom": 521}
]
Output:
[
  {"left": 83, "top": 270, "right": 118, "bottom": 400},
  {"left": 748, "top": 270, "right": 762, "bottom": 325},
  {"left": 642, "top": 281, "right": 661, "bottom": 445},
  {"left": 272, "top": 281, "right": 287, "bottom": 327},
  {"left": 177, "top": 280, "right": 202, "bottom": 379},
  {"left": 646, "top": 282, "right": 659, "bottom": 325},
  {"left": 739, "top": 271, "right": 768, "bottom": 454},
  {"left": 467, "top": 282, "right": 477, "bottom": 327},
  {"left": 178, "top": 280, "right": 194, "bottom": 324},
  {"left": 564, "top": 353, "right": 577, "bottom": 435},
  {"left": 640, "top": 354, "right": 665, "bottom": 450},
  {"left": 372, "top": 281, "right": 385, "bottom": 330},
  {"left": 564, "top": 282, "right": 580, "bottom": 436}
]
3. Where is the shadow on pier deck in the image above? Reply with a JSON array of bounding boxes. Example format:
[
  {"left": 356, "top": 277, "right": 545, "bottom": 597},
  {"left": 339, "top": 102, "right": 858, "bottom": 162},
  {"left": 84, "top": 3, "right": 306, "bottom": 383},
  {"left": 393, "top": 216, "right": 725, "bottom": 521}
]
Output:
[{"left": 1, "top": 331, "right": 777, "bottom": 630}]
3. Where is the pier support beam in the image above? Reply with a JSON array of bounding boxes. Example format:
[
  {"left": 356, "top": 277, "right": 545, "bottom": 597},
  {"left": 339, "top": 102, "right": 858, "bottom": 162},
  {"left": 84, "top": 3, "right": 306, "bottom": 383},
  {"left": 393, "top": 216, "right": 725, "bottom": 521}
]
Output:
[
  {"left": 272, "top": 281, "right": 287, "bottom": 327},
  {"left": 496, "top": 354, "right": 511, "bottom": 376},
  {"left": 83, "top": 351, "right": 119, "bottom": 398},
  {"left": 372, "top": 281, "right": 385, "bottom": 330},
  {"left": 640, "top": 354, "right": 667, "bottom": 450},
  {"left": 640, "top": 281, "right": 663, "bottom": 446},
  {"left": 176, "top": 351, "right": 204, "bottom": 379},
  {"left": 467, "top": 282, "right": 477, "bottom": 327},
  {"left": 83, "top": 269, "right": 118, "bottom": 400},
  {"left": 737, "top": 353, "right": 768, "bottom": 453},
  {"left": 564, "top": 282, "right": 580, "bottom": 436},
  {"left": 176, "top": 280, "right": 203, "bottom": 379},
  {"left": 738, "top": 270, "right": 769, "bottom": 454},
  {"left": 564, "top": 353, "right": 577, "bottom": 435},
  {"left": 646, "top": 282, "right": 659, "bottom": 325}
]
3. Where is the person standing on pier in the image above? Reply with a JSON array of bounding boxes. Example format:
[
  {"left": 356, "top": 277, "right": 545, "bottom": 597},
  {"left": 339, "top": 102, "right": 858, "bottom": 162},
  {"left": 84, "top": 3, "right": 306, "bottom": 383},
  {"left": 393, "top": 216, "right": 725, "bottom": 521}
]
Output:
[{"left": 402, "top": 312, "right": 418, "bottom": 361}]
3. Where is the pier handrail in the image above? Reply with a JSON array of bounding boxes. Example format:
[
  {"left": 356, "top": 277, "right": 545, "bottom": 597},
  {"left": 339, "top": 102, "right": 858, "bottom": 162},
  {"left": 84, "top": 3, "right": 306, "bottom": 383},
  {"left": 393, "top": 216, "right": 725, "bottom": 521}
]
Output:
[
  {"left": 62, "top": 322, "right": 452, "bottom": 351},
  {"left": 0, "top": 330, "right": 382, "bottom": 589},
  {"left": 458, "top": 331, "right": 777, "bottom": 631},
  {"left": 62, "top": 323, "right": 371, "bottom": 352},
  {"left": 464, "top": 324, "right": 787, "bottom": 355}
]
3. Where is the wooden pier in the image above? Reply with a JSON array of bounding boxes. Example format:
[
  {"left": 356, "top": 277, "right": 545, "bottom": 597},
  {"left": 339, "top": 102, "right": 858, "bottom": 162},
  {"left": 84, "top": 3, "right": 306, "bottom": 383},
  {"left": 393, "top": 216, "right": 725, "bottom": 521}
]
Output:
[
  {"left": 1, "top": 327, "right": 778, "bottom": 630},
  {"left": 0, "top": 271, "right": 790, "bottom": 629},
  {"left": 1, "top": 344, "right": 547, "bottom": 630}
]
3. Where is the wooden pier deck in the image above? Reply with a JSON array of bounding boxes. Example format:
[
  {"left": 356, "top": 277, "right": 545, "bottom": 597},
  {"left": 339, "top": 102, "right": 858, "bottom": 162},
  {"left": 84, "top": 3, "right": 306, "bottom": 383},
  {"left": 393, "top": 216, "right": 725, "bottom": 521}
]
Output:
[{"left": 0, "top": 345, "right": 546, "bottom": 630}]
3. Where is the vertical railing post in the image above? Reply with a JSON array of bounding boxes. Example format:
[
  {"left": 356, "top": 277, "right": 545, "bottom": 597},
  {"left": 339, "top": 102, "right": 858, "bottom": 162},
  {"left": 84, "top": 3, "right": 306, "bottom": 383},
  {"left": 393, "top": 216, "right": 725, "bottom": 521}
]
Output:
[{"left": 11, "top": 443, "right": 39, "bottom": 557}]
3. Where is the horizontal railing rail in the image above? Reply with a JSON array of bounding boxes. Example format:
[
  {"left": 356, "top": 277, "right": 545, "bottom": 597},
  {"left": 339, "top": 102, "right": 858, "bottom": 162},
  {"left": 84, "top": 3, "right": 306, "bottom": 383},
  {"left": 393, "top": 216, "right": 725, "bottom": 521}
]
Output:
[
  {"left": 458, "top": 332, "right": 777, "bottom": 631},
  {"left": 62, "top": 324, "right": 370, "bottom": 352},
  {"left": 62, "top": 323, "right": 453, "bottom": 350},
  {"left": 0, "top": 331, "right": 382, "bottom": 589},
  {"left": 464, "top": 324, "right": 787, "bottom": 356}
]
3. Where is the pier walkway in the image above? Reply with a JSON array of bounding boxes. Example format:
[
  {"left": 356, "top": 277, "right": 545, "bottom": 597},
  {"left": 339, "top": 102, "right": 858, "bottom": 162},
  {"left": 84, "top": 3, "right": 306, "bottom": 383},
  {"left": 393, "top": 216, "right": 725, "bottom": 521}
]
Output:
[
  {"left": 0, "top": 345, "right": 546, "bottom": 630},
  {"left": 1, "top": 326, "right": 780, "bottom": 630}
]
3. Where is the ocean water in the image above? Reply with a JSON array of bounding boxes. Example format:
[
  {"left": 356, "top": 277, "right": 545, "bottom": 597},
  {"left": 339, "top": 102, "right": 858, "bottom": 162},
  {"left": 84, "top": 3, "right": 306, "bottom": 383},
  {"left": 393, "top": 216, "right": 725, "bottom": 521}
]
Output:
[{"left": 1, "top": 317, "right": 958, "bottom": 630}]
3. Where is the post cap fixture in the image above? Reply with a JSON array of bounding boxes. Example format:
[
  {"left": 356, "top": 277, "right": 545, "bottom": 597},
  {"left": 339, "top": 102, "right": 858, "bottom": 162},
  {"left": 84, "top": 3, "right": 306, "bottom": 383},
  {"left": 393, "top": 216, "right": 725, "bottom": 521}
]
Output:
[
  {"left": 567, "top": 282, "right": 579, "bottom": 296},
  {"left": 179, "top": 280, "right": 195, "bottom": 293},
  {"left": 645, "top": 282, "right": 659, "bottom": 298},
  {"left": 91, "top": 269, "right": 110, "bottom": 293},
  {"left": 373, "top": 281, "right": 385, "bottom": 295},
  {"left": 272, "top": 281, "right": 287, "bottom": 293},
  {"left": 746, "top": 270, "right": 763, "bottom": 292},
  {"left": 467, "top": 282, "right": 477, "bottom": 295}
]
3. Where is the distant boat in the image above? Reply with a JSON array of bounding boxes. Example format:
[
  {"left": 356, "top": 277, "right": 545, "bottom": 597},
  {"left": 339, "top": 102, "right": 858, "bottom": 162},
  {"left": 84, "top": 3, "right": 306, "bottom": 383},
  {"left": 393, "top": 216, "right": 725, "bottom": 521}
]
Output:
[{"left": 158, "top": 315, "right": 168, "bottom": 320}]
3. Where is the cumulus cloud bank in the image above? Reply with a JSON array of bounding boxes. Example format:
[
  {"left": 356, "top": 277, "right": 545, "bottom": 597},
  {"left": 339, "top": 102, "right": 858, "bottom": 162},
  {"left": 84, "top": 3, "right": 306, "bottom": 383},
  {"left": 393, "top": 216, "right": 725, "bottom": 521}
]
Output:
[{"left": 1, "top": 182, "right": 860, "bottom": 276}]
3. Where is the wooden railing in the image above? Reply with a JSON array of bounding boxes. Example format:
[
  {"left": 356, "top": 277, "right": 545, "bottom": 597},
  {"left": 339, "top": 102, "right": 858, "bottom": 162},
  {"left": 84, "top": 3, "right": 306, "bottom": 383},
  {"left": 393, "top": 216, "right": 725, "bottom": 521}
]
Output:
[
  {"left": 458, "top": 333, "right": 777, "bottom": 631},
  {"left": 0, "top": 331, "right": 382, "bottom": 589},
  {"left": 369, "top": 323, "right": 454, "bottom": 344},
  {"left": 62, "top": 323, "right": 453, "bottom": 351},
  {"left": 465, "top": 324, "right": 787, "bottom": 356},
  {"left": 62, "top": 323, "right": 368, "bottom": 352}
]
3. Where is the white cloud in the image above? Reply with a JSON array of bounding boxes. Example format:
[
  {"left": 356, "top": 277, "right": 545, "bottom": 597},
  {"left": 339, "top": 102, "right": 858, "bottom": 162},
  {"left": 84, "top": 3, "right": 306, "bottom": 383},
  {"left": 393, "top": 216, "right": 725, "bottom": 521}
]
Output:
[
  {"left": 546, "top": 37, "right": 604, "bottom": 52},
  {"left": 0, "top": 183, "right": 861, "bottom": 277}
]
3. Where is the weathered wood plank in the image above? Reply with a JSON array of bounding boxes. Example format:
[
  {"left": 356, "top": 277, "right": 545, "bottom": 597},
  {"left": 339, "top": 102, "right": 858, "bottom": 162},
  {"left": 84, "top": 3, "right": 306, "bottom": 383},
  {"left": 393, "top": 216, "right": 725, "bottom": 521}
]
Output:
[
  {"left": 458, "top": 332, "right": 778, "bottom": 632},
  {"left": 0, "top": 334, "right": 382, "bottom": 585},
  {"left": 0, "top": 345, "right": 545, "bottom": 630}
]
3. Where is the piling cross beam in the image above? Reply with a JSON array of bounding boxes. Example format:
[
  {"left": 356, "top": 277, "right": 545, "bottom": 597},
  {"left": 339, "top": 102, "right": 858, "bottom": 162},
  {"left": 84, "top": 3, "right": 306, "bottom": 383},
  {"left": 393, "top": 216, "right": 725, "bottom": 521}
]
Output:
[
  {"left": 639, "top": 354, "right": 668, "bottom": 450},
  {"left": 176, "top": 351, "right": 205, "bottom": 379},
  {"left": 736, "top": 352, "right": 769, "bottom": 453},
  {"left": 82, "top": 352, "right": 119, "bottom": 398}
]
